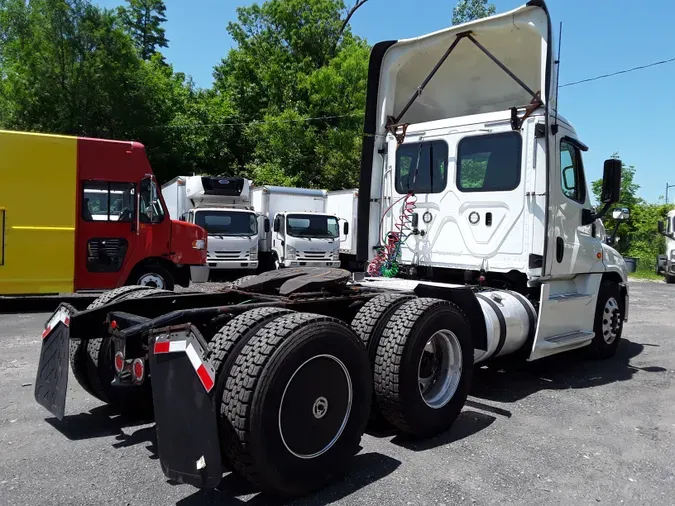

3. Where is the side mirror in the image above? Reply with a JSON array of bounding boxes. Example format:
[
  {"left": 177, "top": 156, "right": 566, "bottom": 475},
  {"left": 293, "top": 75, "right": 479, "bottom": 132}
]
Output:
[
  {"left": 264, "top": 218, "right": 270, "bottom": 233},
  {"left": 273, "top": 217, "right": 280, "bottom": 233},
  {"left": 343, "top": 221, "right": 349, "bottom": 235},
  {"left": 612, "top": 207, "right": 630, "bottom": 222},
  {"left": 601, "top": 159, "right": 622, "bottom": 204},
  {"left": 658, "top": 220, "right": 665, "bottom": 235}
]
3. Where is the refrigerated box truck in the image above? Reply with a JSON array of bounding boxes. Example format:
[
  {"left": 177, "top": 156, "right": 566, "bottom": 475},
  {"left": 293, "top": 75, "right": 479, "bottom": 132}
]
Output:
[{"left": 162, "top": 176, "right": 263, "bottom": 274}]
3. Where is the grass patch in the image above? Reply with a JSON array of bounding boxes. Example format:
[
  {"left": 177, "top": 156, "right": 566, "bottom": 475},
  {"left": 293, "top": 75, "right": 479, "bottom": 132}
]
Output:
[{"left": 629, "top": 268, "right": 663, "bottom": 281}]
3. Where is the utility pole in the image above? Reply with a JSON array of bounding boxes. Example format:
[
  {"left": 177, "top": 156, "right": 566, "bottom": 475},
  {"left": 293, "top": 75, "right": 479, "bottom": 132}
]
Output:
[{"left": 666, "top": 183, "right": 675, "bottom": 205}]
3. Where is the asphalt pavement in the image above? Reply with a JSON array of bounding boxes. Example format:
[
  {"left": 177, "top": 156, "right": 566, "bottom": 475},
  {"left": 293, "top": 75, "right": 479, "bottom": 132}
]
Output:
[{"left": 0, "top": 279, "right": 674, "bottom": 505}]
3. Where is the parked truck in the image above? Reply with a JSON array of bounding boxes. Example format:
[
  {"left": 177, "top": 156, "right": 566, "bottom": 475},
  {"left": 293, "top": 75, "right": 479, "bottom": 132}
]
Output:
[
  {"left": 34, "top": 1, "right": 629, "bottom": 500},
  {"left": 0, "top": 130, "right": 207, "bottom": 295},
  {"left": 657, "top": 209, "right": 675, "bottom": 281},
  {"left": 250, "top": 185, "right": 345, "bottom": 270},
  {"left": 162, "top": 176, "right": 263, "bottom": 275},
  {"left": 326, "top": 189, "right": 361, "bottom": 270}
]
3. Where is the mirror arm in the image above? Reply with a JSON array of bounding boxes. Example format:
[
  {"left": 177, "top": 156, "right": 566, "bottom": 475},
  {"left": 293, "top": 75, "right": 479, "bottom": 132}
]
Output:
[{"left": 591, "top": 202, "right": 613, "bottom": 221}]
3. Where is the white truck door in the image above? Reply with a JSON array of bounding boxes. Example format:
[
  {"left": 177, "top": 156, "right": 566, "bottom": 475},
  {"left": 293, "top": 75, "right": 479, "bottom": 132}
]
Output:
[
  {"left": 547, "top": 129, "right": 603, "bottom": 277},
  {"left": 386, "top": 125, "right": 530, "bottom": 273}
]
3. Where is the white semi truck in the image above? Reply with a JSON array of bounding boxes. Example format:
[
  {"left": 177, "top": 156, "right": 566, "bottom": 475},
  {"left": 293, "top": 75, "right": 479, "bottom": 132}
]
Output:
[
  {"left": 162, "top": 176, "right": 263, "bottom": 273},
  {"left": 657, "top": 209, "right": 675, "bottom": 281},
  {"left": 35, "top": 1, "right": 630, "bottom": 500},
  {"left": 251, "top": 185, "right": 345, "bottom": 269}
]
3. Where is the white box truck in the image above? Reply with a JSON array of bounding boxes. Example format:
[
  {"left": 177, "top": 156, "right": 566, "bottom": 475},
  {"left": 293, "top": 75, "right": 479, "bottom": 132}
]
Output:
[
  {"left": 658, "top": 209, "right": 675, "bottom": 281},
  {"left": 162, "top": 176, "right": 264, "bottom": 273},
  {"left": 251, "top": 186, "right": 345, "bottom": 269},
  {"left": 326, "top": 189, "right": 360, "bottom": 270}
]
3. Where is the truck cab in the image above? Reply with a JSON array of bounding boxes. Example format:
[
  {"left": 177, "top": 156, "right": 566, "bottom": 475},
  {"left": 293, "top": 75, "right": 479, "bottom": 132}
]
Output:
[
  {"left": 271, "top": 211, "right": 344, "bottom": 269},
  {"left": 0, "top": 131, "right": 207, "bottom": 294},
  {"left": 357, "top": 0, "right": 628, "bottom": 359},
  {"left": 164, "top": 176, "right": 262, "bottom": 273}
]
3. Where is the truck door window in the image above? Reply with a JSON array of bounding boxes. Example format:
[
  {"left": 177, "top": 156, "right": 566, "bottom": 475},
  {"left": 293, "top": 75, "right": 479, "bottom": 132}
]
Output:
[
  {"left": 82, "top": 182, "right": 135, "bottom": 222},
  {"left": 140, "top": 179, "right": 165, "bottom": 224},
  {"left": 457, "top": 132, "right": 522, "bottom": 192},
  {"left": 560, "top": 140, "right": 586, "bottom": 203},
  {"left": 395, "top": 140, "right": 448, "bottom": 194}
]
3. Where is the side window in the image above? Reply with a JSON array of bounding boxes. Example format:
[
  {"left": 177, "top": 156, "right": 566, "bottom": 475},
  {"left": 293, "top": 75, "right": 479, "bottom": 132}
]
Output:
[
  {"left": 560, "top": 141, "right": 586, "bottom": 203},
  {"left": 140, "top": 179, "right": 166, "bottom": 224},
  {"left": 395, "top": 140, "right": 448, "bottom": 194},
  {"left": 82, "top": 182, "right": 135, "bottom": 222},
  {"left": 457, "top": 132, "right": 522, "bottom": 192}
]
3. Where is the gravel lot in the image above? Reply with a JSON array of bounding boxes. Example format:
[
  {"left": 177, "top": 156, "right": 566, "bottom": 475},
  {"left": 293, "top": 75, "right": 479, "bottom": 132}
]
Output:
[{"left": 0, "top": 279, "right": 673, "bottom": 505}]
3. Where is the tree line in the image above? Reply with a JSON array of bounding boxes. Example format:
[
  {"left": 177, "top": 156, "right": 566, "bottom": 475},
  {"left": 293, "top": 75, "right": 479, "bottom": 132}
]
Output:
[{"left": 0, "top": 0, "right": 667, "bottom": 271}]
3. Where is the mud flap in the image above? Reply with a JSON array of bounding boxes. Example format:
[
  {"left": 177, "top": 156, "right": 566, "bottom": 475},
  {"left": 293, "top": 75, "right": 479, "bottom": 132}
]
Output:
[
  {"left": 149, "top": 325, "right": 222, "bottom": 489},
  {"left": 34, "top": 305, "right": 72, "bottom": 420}
]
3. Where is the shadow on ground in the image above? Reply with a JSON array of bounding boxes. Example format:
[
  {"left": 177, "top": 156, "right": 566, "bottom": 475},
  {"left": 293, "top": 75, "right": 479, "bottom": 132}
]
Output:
[
  {"left": 471, "top": 338, "right": 665, "bottom": 404},
  {"left": 175, "top": 452, "right": 401, "bottom": 506}
]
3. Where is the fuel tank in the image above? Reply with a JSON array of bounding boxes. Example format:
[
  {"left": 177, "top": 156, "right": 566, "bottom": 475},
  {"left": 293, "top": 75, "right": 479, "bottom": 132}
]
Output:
[{"left": 473, "top": 290, "right": 537, "bottom": 364}]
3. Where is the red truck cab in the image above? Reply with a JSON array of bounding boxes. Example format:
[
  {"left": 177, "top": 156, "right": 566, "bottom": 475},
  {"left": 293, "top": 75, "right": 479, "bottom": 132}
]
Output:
[
  {"left": 0, "top": 130, "right": 207, "bottom": 295},
  {"left": 76, "top": 138, "right": 207, "bottom": 291}
]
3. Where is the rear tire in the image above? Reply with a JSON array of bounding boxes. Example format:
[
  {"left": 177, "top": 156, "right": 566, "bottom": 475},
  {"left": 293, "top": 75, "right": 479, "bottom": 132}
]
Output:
[
  {"left": 350, "top": 293, "right": 415, "bottom": 430},
  {"left": 222, "top": 313, "right": 371, "bottom": 498},
  {"left": 374, "top": 298, "right": 473, "bottom": 438},
  {"left": 134, "top": 265, "right": 175, "bottom": 290},
  {"left": 209, "top": 308, "right": 293, "bottom": 467},
  {"left": 667, "top": 275, "right": 675, "bottom": 284},
  {"left": 587, "top": 281, "right": 624, "bottom": 359},
  {"left": 70, "top": 285, "right": 152, "bottom": 399},
  {"left": 85, "top": 288, "right": 170, "bottom": 413}
]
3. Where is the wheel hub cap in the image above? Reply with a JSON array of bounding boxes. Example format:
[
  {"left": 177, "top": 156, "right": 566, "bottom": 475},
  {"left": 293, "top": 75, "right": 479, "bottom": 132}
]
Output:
[
  {"left": 602, "top": 297, "right": 622, "bottom": 344},
  {"left": 279, "top": 355, "right": 352, "bottom": 459}
]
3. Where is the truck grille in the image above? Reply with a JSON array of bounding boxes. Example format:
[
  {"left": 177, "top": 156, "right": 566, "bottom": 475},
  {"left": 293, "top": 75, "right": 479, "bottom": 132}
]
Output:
[
  {"left": 300, "top": 251, "right": 329, "bottom": 259},
  {"left": 210, "top": 250, "right": 247, "bottom": 260}
]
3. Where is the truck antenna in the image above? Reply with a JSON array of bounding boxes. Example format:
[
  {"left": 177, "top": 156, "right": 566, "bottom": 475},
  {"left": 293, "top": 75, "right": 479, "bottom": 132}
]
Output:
[{"left": 552, "top": 22, "right": 562, "bottom": 135}]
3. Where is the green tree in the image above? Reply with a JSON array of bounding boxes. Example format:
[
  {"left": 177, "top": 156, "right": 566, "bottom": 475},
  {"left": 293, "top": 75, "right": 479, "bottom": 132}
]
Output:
[
  {"left": 451, "top": 0, "right": 496, "bottom": 25},
  {"left": 212, "top": 0, "right": 370, "bottom": 188},
  {"left": 118, "top": 0, "right": 168, "bottom": 60},
  {"left": 591, "top": 154, "right": 672, "bottom": 271}
]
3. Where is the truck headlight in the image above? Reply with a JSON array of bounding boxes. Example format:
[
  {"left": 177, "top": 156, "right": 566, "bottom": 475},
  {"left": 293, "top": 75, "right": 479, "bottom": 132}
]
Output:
[
  {"left": 249, "top": 246, "right": 258, "bottom": 260},
  {"left": 670, "top": 251, "right": 675, "bottom": 260},
  {"left": 287, "top": 246, "right": 297, "bottom": 260},
  {"left": 192, "top": 239, "right": 206, "bottom": 250},
  {"left": 333, "top": 245, "right": 340, "bottom": 257}
]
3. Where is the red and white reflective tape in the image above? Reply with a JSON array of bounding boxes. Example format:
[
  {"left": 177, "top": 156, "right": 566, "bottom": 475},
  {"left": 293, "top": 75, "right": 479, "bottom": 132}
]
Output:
[
  {"left": 42, "top": 307, "right": 71, "bottom": 339},
  {"left": 153, "top": 340, "right": 187, "bottom": 355},
  {"left": 153, "top": 337, "right": 215, "bottom": 393}
]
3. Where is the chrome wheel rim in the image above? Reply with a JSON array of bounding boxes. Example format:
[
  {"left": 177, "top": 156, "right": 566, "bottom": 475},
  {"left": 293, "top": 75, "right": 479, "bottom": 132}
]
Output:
[
  {"left": 137, "top": 273, "right": 164, "bottom": 289},
  {"left": 602, "top": 297, "right": 621, "bottom": 344},
  {"left": 417, "top": 330, "right": 463, "bottom": 409}
]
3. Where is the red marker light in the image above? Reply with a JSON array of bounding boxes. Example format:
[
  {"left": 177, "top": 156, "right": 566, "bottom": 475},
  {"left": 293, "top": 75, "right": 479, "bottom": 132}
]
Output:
[
  {"left": 110, "top": 320, "right": 118, "bottom": 330},
  {"left": 114, "top": 352, "right": 125, "bottom": 373}
]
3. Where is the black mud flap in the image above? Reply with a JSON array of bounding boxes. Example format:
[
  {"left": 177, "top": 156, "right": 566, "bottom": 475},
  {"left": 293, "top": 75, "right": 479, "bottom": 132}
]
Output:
[
  {"left": 34, "top": 305, "right": 73, "bottom": 420},
  {"left": 149, "top": 325, "right": 222, "bottom": 489}
]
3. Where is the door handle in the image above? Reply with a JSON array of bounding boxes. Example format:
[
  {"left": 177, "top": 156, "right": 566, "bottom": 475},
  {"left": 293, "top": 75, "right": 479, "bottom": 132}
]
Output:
[{"left": 556, "top": 237, "right": 564, "bottom": 263}]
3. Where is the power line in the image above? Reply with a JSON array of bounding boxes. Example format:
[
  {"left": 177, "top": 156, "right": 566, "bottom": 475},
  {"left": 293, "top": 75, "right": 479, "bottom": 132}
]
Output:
[
  {"left": 144, "top": 112, "right": 364, "bottom": 130},
  {"left": 560, "top": 56, "right": 675, "bottom": 87}
]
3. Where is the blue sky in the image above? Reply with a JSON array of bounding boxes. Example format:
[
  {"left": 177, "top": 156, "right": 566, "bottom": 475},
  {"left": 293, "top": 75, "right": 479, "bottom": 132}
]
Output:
[{"left": 96, "top": 0, "right": 675, "bottom": 203}]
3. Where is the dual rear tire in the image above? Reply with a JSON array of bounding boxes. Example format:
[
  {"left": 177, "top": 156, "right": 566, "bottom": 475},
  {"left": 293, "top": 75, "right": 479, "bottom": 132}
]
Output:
[
  {"left": 352, "top": 295, "right": 473, "bottom": 437},
  {"left": 208, "top": 310, "right": 371, "bottom": 497}
]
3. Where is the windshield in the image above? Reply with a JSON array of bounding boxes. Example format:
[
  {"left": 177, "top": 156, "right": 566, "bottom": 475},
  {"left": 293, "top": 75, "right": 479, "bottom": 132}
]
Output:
[
  {"left": 286, "top": 214, "right": 339, "bottom": 239},
  {"left": 195, "top": 211, "right": 257, "bottom": 236}
]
